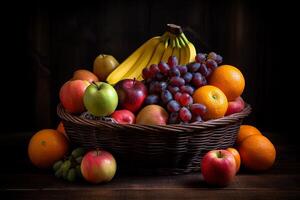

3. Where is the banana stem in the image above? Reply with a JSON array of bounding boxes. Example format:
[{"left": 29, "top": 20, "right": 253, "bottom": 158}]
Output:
[
  {"left": 175, "top": 37, "right": 181, "bottom": 48},
  {"left": 178, "top": 36, "right": 186, "bottom": 47},
  {"left": 181, "top": 33, "right": 190, "bottom": 44}
]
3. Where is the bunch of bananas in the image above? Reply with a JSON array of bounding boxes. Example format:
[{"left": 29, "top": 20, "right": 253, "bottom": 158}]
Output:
[
  {"left": 53, "top": 147, "right": 85, "bottom": 182},
  {"left": 106, "top": 24, "right": 196, "bottom": 85}
]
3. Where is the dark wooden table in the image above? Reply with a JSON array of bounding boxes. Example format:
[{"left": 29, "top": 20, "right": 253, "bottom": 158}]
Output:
[{"left": 1, "top": 132, "right": 299, "bottom": 200}]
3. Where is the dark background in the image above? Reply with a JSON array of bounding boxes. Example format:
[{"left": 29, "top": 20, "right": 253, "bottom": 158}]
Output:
[{"left": 2, "top": 0, "right": 297, "bottom": 134}]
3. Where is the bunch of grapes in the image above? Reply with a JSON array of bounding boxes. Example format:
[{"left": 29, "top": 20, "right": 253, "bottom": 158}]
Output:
[
  {"left": 142, "top": 52, "right": 222, "bottom": 124},
  {"left": 53, "top": 147, "right": 85, "bottom": 182}
]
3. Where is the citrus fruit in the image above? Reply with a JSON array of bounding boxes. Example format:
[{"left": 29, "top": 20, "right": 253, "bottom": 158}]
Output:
[
  {"left": 226, "top": 147, "right": 241, "bottom": 172},
  {"left": 209, "top": 65, "right": 245, "bottom": 101},
  {"left": 28, "top": 129, "right": 69, "bottom": 168},
  {"left": 236, "top": 125, "right": 262, "bottom": 146},
  {"left": 238, "top": 135, "right": 276, "bottom": 171},
  {"left": 193, "top": 85, "right": 228, "bottom": 120},
  {"left": 57, "top": 121, "right": 69, "bottom": 139}
]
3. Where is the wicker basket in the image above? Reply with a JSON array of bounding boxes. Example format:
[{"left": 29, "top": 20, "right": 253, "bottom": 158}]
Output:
[{"left": 57, "top": 104, "right": 251, "bottom": 175}]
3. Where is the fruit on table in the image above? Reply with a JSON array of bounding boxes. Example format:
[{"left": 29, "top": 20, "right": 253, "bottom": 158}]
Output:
[
  {"left": 226, "top": 147, "right": 241, "bottom": 173},
  {"left": 136, "top": 105, "right": 169, "bottom": 125},
  {"left": 209, "top": 65, "right": 245, "bottom": 101},
  {"left": 238, "top": 134, "right": 276, "bottom": 171},
  {"left": 53, "top": 147, "right": 86, "bottom": 182},
  {"left": 114, "top": 79, "right": 147, "bottom": 113},
  {"left": 236, "top": 125, "right": 262, "bottom": 146},
  {"left": 81, "top": 150, "right": 117, "bottom": 184},
  {"left": 72, "top": 69, "right": 99, "bottom": 83},
  {"left": 93, "top": 54, "right": 119, "bottom": 81},
  {"left": 111, "top": 109, "right": 136, "bottom": 124},
  {"left": 59, "top": 80, "right": 90, "bottom": 114},
  {"left": 225, "top": 96, "right": 245, "bottom": 116},
  {"left": 28, "top": 129, "right": 69, "bottom": 168},
  {"left": 106, "top": 24, "right": 197, "bottom": 84},
  {"left": 193, "top": 85, "right": 228, "bottom": 120},
  {"left": 83, "top": 82, "right": 118, "bottom": 117},
  {"left": 201, "top": 150, "right": 237, "bottom": 187}
]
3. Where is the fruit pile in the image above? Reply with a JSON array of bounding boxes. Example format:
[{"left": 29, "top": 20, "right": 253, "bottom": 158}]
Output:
[{"left": 27, "top": 24, "right": 276, "bottom": 186}]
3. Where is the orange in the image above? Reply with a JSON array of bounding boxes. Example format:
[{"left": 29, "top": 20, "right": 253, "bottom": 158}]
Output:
[
  {"left": 209, "top": 65, "right": 245, "bottom": 101},
  {"left": 28, "top": 129, "right": 69, "bottom": 168},
  {"left": 226, "top": 147, "right": 241, "bottom": 172},
  {"left": 236, "top": 125, "right": 262, "bottom": 146},
  {"left": 193, "top": 85, "right": 228, "bottom": 120},
  {"left": 238, "top": 135, "right": 276, "bottom": 171},
  {"left": 57, "top": 121, "right": 69, "bottom": 139}
]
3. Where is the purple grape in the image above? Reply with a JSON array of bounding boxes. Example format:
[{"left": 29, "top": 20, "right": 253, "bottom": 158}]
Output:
[
  {"left": 174, "top": 92, "right": 182, "bottom": 102},
  {"left": 168, "top": 112, "right": 180, "bottom": 124},
  {"left": 192, "top": 73, "right": 207, "bottom": 88},
  {"left": 207, "top": 52, "right": 217, "bottom": 60},
  {"left": 178, "top": 65, "right": 188, "bottom": 75},
  {"left": 183, "top": 72, "right": 193, "bottom": 83},
  {"left": 188, "top": 62, "right": 201, "bottom": 72},
  {"left": 179, "top": 93, "right": 193, "bottom": 106},
  {"left": 199, "top": 63, "right": 210, "bottom": 77},
  {"left": 167, "top": 100, "right": 181, "bottom": 112},
  {"left": 161, "top": 90, "right": 173, "bottom": 104},
  {"left": 206, "top": 59, "right": 218, "bottom": 70},
  {"left": 149, "top": 81, "right": 167, "bottom": 94},
  {"left": 195, "top": 53, "right": 206, "bottom": 63},
  {"left": 168, "top": 86, "right": 180, "bottom": 95},
  {"left": 155, "top": 72, "right": 165, "bottom": 81},
  {"left": 158, "top": 61, "right": 170, "bottom": 75},
  {"left": 180, "top": 85, "right": 194, "bottom": 95},
  {"left": 215, "top": 55, "right": 223, "bottom": 64},
  {"left": 169, "top": 67, "right": 180, "bottom": 77},
  {"left": 169, "top": 77, "right": 185, "bottom": 87},
  {"left": 168, "top": 56, "right": 178, "bottom": 68},
  {"left": 149, "top": 64, "right": 160, "bottom": 75},
  {"left": 191, "top": 115, "right": 203, "bottom": 123},
  {"left": 190, "top": 103, "right": 207, "bottom": 116},
  {"left": 142, "top": 68, "right": 151, "bottom": 79},
  {"left": 179, "top": 107, "right": 192, "bottom": 122},
  {"left": 149, "top": 81, "right": 159, "bottom": 94},
  {"left": 144, "top": 94, "right": 160, "bottom": 105}
]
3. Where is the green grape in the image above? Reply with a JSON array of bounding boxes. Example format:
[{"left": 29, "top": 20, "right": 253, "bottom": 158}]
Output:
[
  {"left": 61, "top": 160, "right": 71, "bottom": 179},
  {"left": 71, "top": 148, "right": 85, "bottom": 158},
  {"left": 75, "top": 156, "right": 83, "bottom": 164},
  {"left": 53, "top": 160, "right": 63, "bottom": 171},
  {"left": 55, "top": 168, "right": 63, "bottom": 178},
  {"left": 67, "top": 168, "right": 76, "bottom": 182},
  {"left": 75, "top": 165, "right": 82, "bottom": 178}
]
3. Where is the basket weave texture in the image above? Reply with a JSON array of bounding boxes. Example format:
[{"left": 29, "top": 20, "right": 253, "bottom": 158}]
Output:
[{"left": 57, "top": 104, "right": 251, "bottom": 175}]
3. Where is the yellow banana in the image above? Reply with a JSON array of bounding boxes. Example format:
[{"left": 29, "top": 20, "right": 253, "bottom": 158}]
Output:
[
  {"left": 106, "top": 36, "right": 160, "bottom": 85},
  {"left": 122, "top": 37, "right": 161, "bottom": 80},
  {"left": 146, "top": 37, "right": 167, "bottom": 68},
  {"left": 161, "top": 37, "right": 173, "bottom": 62},
  {"left": 178, "top": 36, "right": 189, "bottom": 65},
  {"left": 137, "top": 75, "right": 144, "bottom": 81},
  {"left": 172, "top": 37, "right": 181, "bottom": 64},
  {"left": 181, "top": 33, "right": 196, "bottom": 62}
]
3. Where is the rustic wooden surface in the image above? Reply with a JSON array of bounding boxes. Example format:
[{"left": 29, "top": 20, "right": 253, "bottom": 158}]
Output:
[{"left": 0, "top": 132, "right": 299, "bottom": 199}]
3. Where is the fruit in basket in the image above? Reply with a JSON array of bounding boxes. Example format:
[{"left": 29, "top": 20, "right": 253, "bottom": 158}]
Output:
[
  {"left": 83, "top": 82, "right": 118, "bottom": 117},
  {"left": 201, "top": 150, "right": 236, "bottom": 186},
  {"left": 193, "top": 85, "right": 228, "bottom": 120},
  {"left": 106, "top": 24, "right": 197, "bottom": 84},
  {"left": 72, "top": 69, "right": 99, "bottom": 83},
  {"left": 236, "top": 125, "right": 262, "bottom": 146},
  {"left": 238, "top": 134, "right": 276, "bottom": 171},
  {"left": 209, "top": 65, "right": 245, "bottom": 101},
  {"left": 225, "top": 96, "right": 245, "bottom": 116},
  {"left": 136, "top": 105, "right": 169, "bottom": 125},
  {"left": 28, "top": 129, "right": 69, "bottom": 168},
  {"left": 226, "top": 147, "right": 241, "bottom": 172},
  {"left": 59, "top": 80, "right": 89, "bottom": 114},
  {"left": 93, "top": 54, "right": 119, "bottom": 81},
  {"left": 111, "top": 109, "right": 135, "bottom": 124},
  {"left": 114, "top": 79, "right": 147, "bottom": 113},
  {"left": 81, "top": 150, "right": 117, "bottom": 184}
]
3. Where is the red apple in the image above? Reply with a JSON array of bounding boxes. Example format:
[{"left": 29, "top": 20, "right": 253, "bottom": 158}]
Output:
[
  {"left": 59, "top": 80, "right": 89, "bottom": 113},
  {"left": 111, "top": 110, "right": 135, "bottom": 124},
  {"left": 225, "top": 96, "right": 245, "bottom": 116},
  {"left": 201, "top": 150, "right": 236, "bottom": 186},
  {"left": 81, "top": 150, "right": 117, "bottom": 184},
  {"left": 114, "top": 79, "right": 147, "bottom": 113}
]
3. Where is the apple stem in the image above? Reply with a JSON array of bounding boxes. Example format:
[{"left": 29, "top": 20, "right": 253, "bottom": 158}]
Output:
[
  {"left": 96, "top": 148, "right": 100, "bottom": 156},
  {"left": 217, "top": 151, "right": 222, "bottom": 158},
  {"left": 92, "top": 81, "right": 100, "bottom": 90}
]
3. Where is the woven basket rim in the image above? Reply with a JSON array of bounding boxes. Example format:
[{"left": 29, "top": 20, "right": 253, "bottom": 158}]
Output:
[{"left": 57, "top": 103, "right": 251, "bottom": 133}]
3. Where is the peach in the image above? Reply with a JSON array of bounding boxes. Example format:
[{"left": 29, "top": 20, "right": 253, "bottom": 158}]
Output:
[{"left": 136, "top": 105, "right": 169, "bottom": 125}]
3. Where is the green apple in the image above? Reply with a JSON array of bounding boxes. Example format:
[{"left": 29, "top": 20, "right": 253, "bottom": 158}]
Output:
[{"left": 83, "top": 82, "right": 118, "bottom": 117}]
